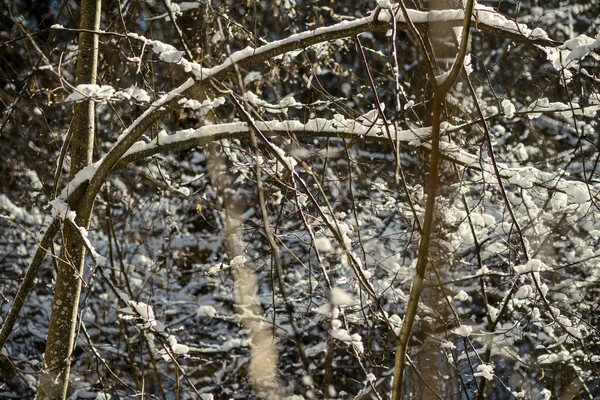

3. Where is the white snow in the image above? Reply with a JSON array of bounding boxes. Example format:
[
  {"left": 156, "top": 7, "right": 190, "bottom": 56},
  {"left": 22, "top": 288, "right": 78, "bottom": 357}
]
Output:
[
  {"left": 329, "top": 328, "right": 351, "bottom": 341},
  {"left": 0, "top": 194, "right": 41, "bottom": 225},
  {"left": 159, "top": 335, "right": 190, "bottom": 361},
  {"left": 168, "top": 335, "right": 189, "bottom": 355},
  {"left": 537, "top": 350, "right": 570, "bottom": 365},
  {"left": 330, "top": 287, "right": 356, "bottom": 307},
  {"left": 81, "top": 5, "right": 559, "bottom": 216},
  {"left": 113, "top": 78, "right": 195, "bottom": 148},
  {"left": 314, "top": 303, "right": 332, "bottom": 317},
  {"left": 515, "top": 285, "right": 532, "bottom": 299},
  {"left": 452, "top": 324, "right": 473, "bottom": 337},
  {"left": 563, "top": 183, "right": 590, "bottom": 204},
  {"left": 550, "top": 191, "right": 568, "bottom": 211},
  {"left": 329, "top": 328, "right": 364, "bottom": 353},
  {"left": 365, "top": 373, "right": 376, "bottom": 383},
  {"left": 65, "top": 84, "right": 116, "bottom": 102},
  {"left": 243, "top": 91, "right": 300, "bottom": 114},
  {"left": 179, "top": 96, "right": 225, "bottom": 111},
  {"left": 302, "top": 375, "right": 314, "bottom": 387},
  {"left": 125, "top": 301, "right": 163, "bottom": 331},
  {"left": 49, "top": 200, "right": 106, "bottom": 267},
  {"left": 473, "top": 363, "right": 495, "bottom": 381},
  {"left": 546, "top": 34, "right": 600, "bottom": 75},
  {"left": 122, "top": 119, "right": 430, "bottom": 162},
  {"left": 314, "top": 236, "right": 334, "bottom": 252},
  {"left": 152, "top": 4, "right": 551, "bottom": 85},
  {"left": 453, "top": 290, "right": 469, "bottom": 301},
  {"left": 473, "top": 4, "right": 549, "bottom": 40},
  {"left": 331, "top": 319, "right": 342, "bottom": 330},
  {"left": 487, "top": 305, "right": 499, "bottom": 321},
  {"left": 513, "top": 259, "right": 549, "bottom": 274},
  {"left": 501, "top": 99, "right": 516, "bottom": 119},
  {"left": 526, "top": 97, "right": 600, "bottom": 119},
  {"left": 421, "top": 134, "right": 599, "bottom": 208},
  {"left": 243, "top": 71, "right": 263, "bottom": 85},
  {"left": 507, "top": 172, "right": 533, "bottom": 189},
  {"left": 196, "top": 305, "right": 217, "bottom": 318},
  {"left": 441, "top": 341, "right": 456, "bottom": 350},
  {"left": 376, "top": 0, "right": 392, "bottom": 8},
  {"left": 356, "top": 104, "right": 384, "bottom": 126},
  {"left": 268, "top": 141, "right": 297, "bottom": 172},
  {"left": 463, "top": 53, "right": 473, "bottom": 76},
  {"left": 388, "top": 314, "right": 402, "bottom": 335},
  {"left": 230, "top": 255, "right": 246, "bottom": 268},
  {"left": 125, "top": 86, "right": 151, "bottom": 103},
  {"left": 58, "top": 162, "right": 101, "bottom": 201}
]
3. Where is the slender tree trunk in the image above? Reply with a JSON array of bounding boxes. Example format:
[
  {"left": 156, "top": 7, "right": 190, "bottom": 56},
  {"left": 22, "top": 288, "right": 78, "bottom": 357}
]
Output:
[
  {"left": 36, "top": 0, "right": 100, "bottom": 398},
  {"left": 391, "top": 0, "right": 475, "bottom": 397}
]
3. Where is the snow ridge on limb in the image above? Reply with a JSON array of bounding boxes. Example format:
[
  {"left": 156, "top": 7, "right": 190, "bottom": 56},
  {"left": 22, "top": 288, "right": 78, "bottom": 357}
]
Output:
[
  {"left": 1, "top": 110, "right": 580, "bottom": 357},
  {"left": 117, "top": 116, "right": 592, "bottom": 210},
  {"left": 129, "top": 3, "right": 558, "bottom": 82},
  {"left": 120, "top": 119, "right": 430, "bottom": 163}
]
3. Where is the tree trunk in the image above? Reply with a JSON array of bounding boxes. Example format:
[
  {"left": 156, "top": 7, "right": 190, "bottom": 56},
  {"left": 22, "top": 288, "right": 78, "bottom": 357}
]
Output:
[{"left": 36, "top": 0, "right": 100, "bottom": 398}]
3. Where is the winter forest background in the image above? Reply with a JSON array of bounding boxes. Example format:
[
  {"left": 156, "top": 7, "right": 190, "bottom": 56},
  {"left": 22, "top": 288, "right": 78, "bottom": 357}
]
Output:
[{"left": 1, "top": 0, "right": 600, "bottom": 399}]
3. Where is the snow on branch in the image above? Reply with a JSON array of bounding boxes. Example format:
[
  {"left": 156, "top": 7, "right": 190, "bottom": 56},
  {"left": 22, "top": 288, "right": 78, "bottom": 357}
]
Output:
[
  {"left": 430, "top": 139, "right": 598, "bottom": 204},
  {"left": 116, "top": 116, "right": 597, "bottom": 208},
  {"left": 61, "top": 1, "right": 560, "bottom": 231},
  {"left": 119, "top": 301, "right": 191, "bottom": 362},
  {"left": 64, "top": 84, "right": 152, "bottom": 104},
  {"left": 525, "top": 97, "right": 600, "bottom": 119},
  {"left": 49, "top": 197, "right": 106, "bottom": 268},
  {"left": 120, "top": 118, "right": 429, "bottom": 163},
  {"left": 60, "top": 111, "right": 595, "bottom": 243},
  {"left": 546, "top": 34, "right": 600, "bottom": 82},
  {"left": 123, "top": 3, "right": 558, "bottom": 83}
]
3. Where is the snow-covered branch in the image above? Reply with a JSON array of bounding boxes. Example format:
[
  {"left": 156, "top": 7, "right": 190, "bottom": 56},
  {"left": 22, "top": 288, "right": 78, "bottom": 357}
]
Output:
[
  {"left": 69, "top": 2, "right": 559, "bottom": 216},
  {"left": 115, "top": 117, "right": 596, "bottom": 207}
]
